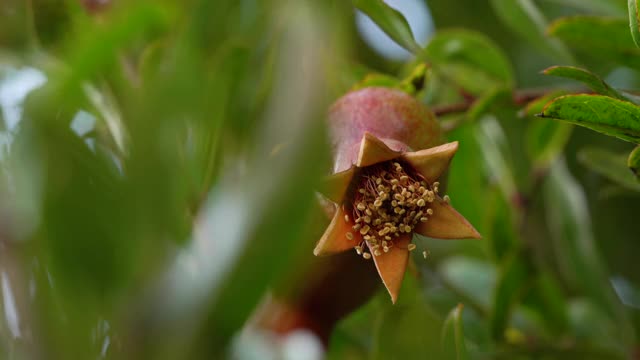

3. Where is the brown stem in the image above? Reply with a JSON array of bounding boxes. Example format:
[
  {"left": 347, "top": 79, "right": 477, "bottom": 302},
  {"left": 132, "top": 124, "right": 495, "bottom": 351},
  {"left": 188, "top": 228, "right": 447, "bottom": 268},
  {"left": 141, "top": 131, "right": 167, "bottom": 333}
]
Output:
[{"left": 433, "top": 88, "right": 558, "bottom": 117}]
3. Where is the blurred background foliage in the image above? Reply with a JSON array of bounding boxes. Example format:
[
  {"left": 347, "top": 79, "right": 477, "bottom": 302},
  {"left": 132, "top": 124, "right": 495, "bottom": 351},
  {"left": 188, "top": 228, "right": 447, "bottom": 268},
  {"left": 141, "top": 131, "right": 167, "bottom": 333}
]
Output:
[{"left": 1, "top": 0, "right": 640, "bottom": 359}]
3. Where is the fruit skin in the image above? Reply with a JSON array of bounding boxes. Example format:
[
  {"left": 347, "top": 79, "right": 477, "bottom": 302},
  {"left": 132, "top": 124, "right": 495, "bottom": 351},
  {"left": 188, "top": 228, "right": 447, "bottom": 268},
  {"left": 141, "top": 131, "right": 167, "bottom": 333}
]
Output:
[{"left": 329, "top": 87, "right": 443, "bottom": 173}]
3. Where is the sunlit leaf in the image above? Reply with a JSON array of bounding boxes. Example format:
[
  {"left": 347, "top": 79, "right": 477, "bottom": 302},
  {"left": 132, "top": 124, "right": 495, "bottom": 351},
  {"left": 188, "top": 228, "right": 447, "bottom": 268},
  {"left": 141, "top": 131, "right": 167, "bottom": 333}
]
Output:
[
  {"left": 489, "top": 0, "right": 573, "bottom": 62},
  {"left": 353, "top": 0, "right": 421, "bottom": 53},
  {"left": 542, "top": 66, "right": 628, "bottom": 101},
  {"left": 540, "top": 94, "right": 640, "bottom": 143},
  {"left": 578, "top": 147, "right": 640, "bottom": 192}
]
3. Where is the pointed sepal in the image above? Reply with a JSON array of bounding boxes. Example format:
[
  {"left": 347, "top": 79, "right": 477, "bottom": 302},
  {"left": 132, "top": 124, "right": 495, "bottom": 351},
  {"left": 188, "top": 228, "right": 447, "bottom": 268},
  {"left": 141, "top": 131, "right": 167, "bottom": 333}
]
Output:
[
  {"left": 368, "top": 234, "right": 411, "bottom": 303},
  {"left": 320, "top": 167, "right": 356, "bottom": 203},
  {"left": 403, "top": 142, "right": 458, "bottom": 184},
  {"left": 314, "top": 206, "right": 360, "bottom": 256},
  {"left": 414, "top": 197, "right": 481, "bottom": 239},
  {"left": 357, "top": 132, "right": 401, "bottom": 168}
]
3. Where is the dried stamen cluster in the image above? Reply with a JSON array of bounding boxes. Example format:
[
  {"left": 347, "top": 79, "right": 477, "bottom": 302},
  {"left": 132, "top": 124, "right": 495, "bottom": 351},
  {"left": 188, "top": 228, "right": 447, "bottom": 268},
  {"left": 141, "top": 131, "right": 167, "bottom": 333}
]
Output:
[{"left": 344, "top": 161, "right": 440, "bottom": 259}]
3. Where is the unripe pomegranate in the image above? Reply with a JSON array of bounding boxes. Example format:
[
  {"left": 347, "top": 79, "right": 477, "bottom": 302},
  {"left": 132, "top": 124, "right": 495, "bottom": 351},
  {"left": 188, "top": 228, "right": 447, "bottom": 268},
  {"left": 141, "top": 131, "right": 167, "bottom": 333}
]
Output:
[
  {"left": 329, "top": 87, "right": 443, "bottom": 173},
  {"left": 254, "top": 86, "right": 480, "bottom": 346}
]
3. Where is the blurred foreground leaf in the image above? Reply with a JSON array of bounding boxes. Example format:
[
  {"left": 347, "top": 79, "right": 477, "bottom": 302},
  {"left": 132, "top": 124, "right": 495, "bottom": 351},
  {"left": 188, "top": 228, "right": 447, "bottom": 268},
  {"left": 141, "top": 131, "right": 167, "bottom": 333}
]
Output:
[{"left": 540, "top": 94, "right": 640, "bottom": 143}]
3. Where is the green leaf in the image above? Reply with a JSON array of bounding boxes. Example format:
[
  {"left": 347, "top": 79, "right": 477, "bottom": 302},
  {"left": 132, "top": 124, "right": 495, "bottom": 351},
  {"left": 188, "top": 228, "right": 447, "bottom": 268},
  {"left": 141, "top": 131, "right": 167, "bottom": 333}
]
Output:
[
  {"left": 543, "top": 66, "right": 628, "bottom": 101},
  {"left": 351, "top": 73, "right": 404, "bottom": 91},
  {"left": 467, "top": 87, "right": 512, "bottom": 122},
  {"left": 544, "top": 160, "right": 635, "bottom": 347},
  {"left": 424, "top": 29, "right": 513, "bottom": 95},
  {"left": 526, "top": 117, "right": 573, "bottom": 170},
  {"left": 65, "top": 3, "right": 170, "bottom": 85},
  {"left": 353, "top": 0, "right": 421, "bottom": 53},
  {"left": 485, "top": 190, "right": 520, "bottom": 262},
  {"left": 351, "top": 63, "right": 430, "bottom": 95},
  {"left": 489, "top": 0, "right": 573, "bottom": 62},
  {"left": 548, "top": 0, "right": 626, "bottom": 16},
  {"left": 628, "top": 0, "right": 640, "bottom": 47},
  {"left": 523, "top": 272, "right": 569, "bottom": 335},
  {"left": 476, "top": 116, "right": 518, "bottom": 201},
  {"left": 490, "top": 251, "right": 534, "bottom": 341},
  {"left": 540, "top": 94, "right": 640, "bottom": 143},
  {"left": 578, "top": 147, "right": 640, "bottom": 192},
  {"left": 628, "top": 145, "right": 640, "bottom": 180},
  {"left": 371, "top": 279, "right": 445, "bottom": 360},
  {"left": 439, "top": 257, "right": 497, "bottom": 311},
  {"left": 442, "top": 304, "right": 469, "bottom": 360},
  {"left": 522, "top": 91, "right": 568, "bottom": 116},
  {"left": 548, "top": 16, "right": 640, "bottom": 69}
]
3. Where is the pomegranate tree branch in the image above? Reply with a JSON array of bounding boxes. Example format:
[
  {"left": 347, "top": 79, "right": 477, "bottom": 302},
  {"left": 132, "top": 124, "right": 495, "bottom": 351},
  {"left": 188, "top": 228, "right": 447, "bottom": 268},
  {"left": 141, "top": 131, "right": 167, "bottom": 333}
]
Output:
[{"left": 433, "top": 88, "right": 559, "bottom": 117}]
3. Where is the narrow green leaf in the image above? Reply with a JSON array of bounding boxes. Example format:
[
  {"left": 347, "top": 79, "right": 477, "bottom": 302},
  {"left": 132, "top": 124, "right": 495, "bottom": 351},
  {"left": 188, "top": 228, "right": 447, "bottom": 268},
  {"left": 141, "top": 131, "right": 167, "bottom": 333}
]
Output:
[
  {"left": 490, "top": 252, "right": 533, "bottom": 340},
  {"left": 423, "top": 29, "right": 513, "bottom": 95},
  {"left": 371, "top": 279, "right": 444, "bottom": 359},
  {"left": 351, "top": 63, "right": 429, "bottom": 95},
  {"left": 543, "top": 66, "right": 628, "bottom": 101},
  {"left": 628, "top": 145, "right": 640, "bottom": 180},
  {"left": 540, "top": 94, "right": 640, "bottom": 143},
  {"left": 548, "top": 16, "right": 640, "bottom": 69},
  {"left": 578, "top": 147, "right": 640, "bottom": 192},
  {"left": 628, "top": 0, "right": 640, "bottom": 47},
  {"left": 351, "top": 73, "right": 404, "bottom": 91},
  {"left": 547, "top": 0, "right": 626, "bottom": 16},
  {"left": 467, "top": 87, "right": 512, "bottom": 122},
  {"left": 544, "top": 160, "right": 635, "bottom": 347},
  {"left": 526, "top": 117, "right": 573, "bottom": 170},
  {"left": 476, "top": 116, "right": 518, "bottom": 202},
  {"left": 489, "top": 0, "right": 573, "bottom": 62},
  {"left": 439, "top": 257, "right": 497, "bottom": 311},
  {"left": 522, "top": 91, "right": 568, "bottom": 116},
  {"left": 524, "top": 272, "right": 570, "bottom": 335},
  {"left": 353, "top": 0, "right": 421, "bottom": 53},
  {"left": 485, "top": 190, "right": 520, "bottom": 262},
  {"left": 442, "top": 304, "right": 469, "bottom": 360}
]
